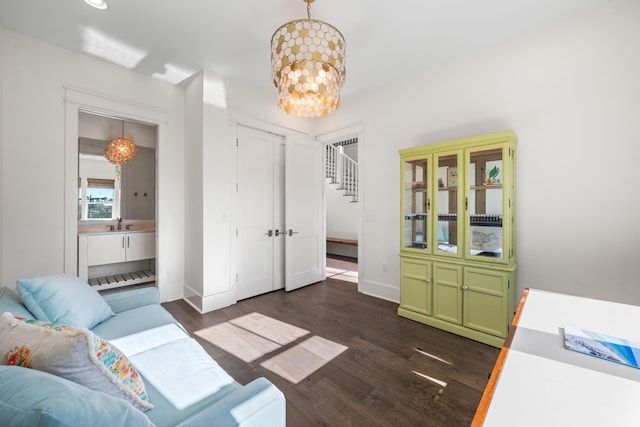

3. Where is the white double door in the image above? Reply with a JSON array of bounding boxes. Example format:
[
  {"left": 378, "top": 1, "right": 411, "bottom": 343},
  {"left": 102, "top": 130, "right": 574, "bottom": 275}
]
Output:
[{"left": 236, "top": 126, "right": 324, "bottom": 301}]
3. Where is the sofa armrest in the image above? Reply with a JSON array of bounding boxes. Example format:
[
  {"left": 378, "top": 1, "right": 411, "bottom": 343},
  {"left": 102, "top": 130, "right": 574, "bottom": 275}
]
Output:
[
  {"left": 176, "top": 377, "right": 285, "bottom": 427},
  {"left": 101, "top": 287, "right": 160, "bottom": 313}
]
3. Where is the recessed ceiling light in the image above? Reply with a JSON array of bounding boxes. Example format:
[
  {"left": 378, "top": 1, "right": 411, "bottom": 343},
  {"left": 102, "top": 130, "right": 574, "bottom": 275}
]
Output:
[{"left": 84, "top": 0, "right": 108, "bottom": 10}]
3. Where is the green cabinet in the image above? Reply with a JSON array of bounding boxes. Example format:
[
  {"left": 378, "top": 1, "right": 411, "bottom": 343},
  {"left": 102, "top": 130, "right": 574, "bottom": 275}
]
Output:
[
  {"left": 433, "top": 262, "right": 463, "bottom": 325},
  {"left": 463, "top": 267, "right": 511, "bottom": 338},
  {"left": 398, "top": 131, "right": 517, "bottom": 347},
  {"left": 399, "top": 256, "right": 432, "bottom": 316}
]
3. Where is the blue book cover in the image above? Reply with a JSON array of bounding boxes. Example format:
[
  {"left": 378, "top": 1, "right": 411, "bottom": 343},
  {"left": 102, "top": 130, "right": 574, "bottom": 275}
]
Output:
[{"left": 564, "top": 327, "right": 640, "bottom": 369}]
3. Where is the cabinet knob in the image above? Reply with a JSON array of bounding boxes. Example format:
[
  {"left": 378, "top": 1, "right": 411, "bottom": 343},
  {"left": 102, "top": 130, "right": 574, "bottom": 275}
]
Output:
[
  {"left": 426, "top": 278, "right": 431, "bottom": 283},
  {"left": 462, "top": 285, "right": 469, "bottom": 291}
]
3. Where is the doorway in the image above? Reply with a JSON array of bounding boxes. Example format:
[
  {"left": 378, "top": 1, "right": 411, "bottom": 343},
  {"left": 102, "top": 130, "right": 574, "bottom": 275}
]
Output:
[
  {"left": 63, "top": 87, "right": 177, "bottom": 301},
  {"left": 316, "top": 125, "right": 364, "bottom": 289}
]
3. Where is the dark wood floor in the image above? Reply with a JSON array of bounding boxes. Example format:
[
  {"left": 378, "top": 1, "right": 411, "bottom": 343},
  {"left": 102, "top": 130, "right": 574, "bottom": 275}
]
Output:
[{"left": 163, "top": 279, "right": 499, "bottom": 426}]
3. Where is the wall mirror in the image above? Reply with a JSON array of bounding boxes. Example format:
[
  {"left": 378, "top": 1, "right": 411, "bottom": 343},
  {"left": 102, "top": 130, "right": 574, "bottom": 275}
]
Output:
[{"left": 78, "top": 111, "right": 157, "bottom": 221}]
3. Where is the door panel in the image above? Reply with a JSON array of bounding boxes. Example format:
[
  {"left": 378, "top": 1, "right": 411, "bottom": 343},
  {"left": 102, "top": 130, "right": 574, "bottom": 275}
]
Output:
[
  {"left": 87, "top": 234, "right": 125, "bottom": 266},
  {"left": 236, "top": 127, "right": 276, "bottom": 300},
  {"left": 463, "top": 268, "right": 509, "bottom": 337},
  {"left": 273, "top": 141, "right": 286, "bottom": 291},
  {"left": 399, "top": 257, "right": 431, "bottom": 315},
  {"left": 126, "top": 233, "right": 155, "bottom": 261},
  {"left": 432, "top": 263, "right": 463, "bottom": 324},
  {"left": 285, "top": 135, "right": 324, "bottom": 291}
]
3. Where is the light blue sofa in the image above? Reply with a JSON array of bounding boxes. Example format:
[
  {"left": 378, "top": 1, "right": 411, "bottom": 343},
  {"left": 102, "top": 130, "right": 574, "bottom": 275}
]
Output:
[{"left": 0, "top": 278, "right": 285, "bottom": 427}]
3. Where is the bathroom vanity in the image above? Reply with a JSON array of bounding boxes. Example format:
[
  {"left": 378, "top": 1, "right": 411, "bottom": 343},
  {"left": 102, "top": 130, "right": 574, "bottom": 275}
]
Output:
[{"left": 78, "top": 229, "right": 156, "bottom": 290}]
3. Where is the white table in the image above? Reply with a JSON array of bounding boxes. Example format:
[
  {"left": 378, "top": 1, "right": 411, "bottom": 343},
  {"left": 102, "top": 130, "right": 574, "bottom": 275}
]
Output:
[{"left": 473, "top": 288, "right": 640, "bottom": 426}]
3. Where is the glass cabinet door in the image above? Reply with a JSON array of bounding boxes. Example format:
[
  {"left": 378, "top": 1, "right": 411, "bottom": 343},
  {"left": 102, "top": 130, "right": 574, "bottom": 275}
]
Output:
[
  {"left": 403, "top": 158, "right": 429, "bottom": 250},
  {"left": 467, "top": 147, "right": 504, "bottom": 259},
  {"left": 435, "top": 152, "right": 461, "bottom": 255}
]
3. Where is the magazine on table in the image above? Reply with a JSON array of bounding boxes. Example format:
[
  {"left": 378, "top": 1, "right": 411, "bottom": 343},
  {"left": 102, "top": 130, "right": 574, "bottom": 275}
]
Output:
[{"left": 564, "top": 327, "right": 640, "bottom": 369}]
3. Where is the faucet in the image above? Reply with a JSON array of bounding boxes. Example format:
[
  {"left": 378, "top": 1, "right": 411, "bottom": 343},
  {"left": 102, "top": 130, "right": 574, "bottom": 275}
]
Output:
[{"left": 117, "top": 217, "right": 122, "bottom": 231}]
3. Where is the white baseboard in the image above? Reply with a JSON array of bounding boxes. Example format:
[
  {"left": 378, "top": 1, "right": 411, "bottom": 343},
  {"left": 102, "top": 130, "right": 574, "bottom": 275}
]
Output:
[{"left": 358, "top": 279, "right": 399, "bottom": 304}]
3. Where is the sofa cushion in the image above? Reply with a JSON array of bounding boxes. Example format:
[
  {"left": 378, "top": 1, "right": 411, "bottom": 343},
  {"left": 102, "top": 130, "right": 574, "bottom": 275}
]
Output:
[
  {"left": 92, "top": 303, "right": 183, "bottom": 340},
  {"left": 102, "top": 287, "right": 161, "bottom": 314},
  {"left": 0, "top": 313, "right": 152, "bottom": 411},
  {"left": 0, "top": 287, "right": 34, "bottom": 319},
  {"left": 111, "top": 324, "right": 236, "bottom": 409},
  {"left": 0, "top": 365, "right": 154, "bottom": 427},
  {"left": 16, "top": 274, "right": 114, "bottom": 329},
  {"left": 174, "top": 377, "right": 286, "bottom": 427}
]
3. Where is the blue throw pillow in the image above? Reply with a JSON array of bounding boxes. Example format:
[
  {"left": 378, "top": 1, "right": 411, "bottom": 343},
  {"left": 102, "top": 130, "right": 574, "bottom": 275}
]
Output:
[
  {"left": 0, "top": 287, "right": 34, "bottom": 319},
  {"left": 16, "top": 275, "right": 114, "bottom": 329},
  {"left": 0, "top": 365, "right": 154, "bottom": 427}
]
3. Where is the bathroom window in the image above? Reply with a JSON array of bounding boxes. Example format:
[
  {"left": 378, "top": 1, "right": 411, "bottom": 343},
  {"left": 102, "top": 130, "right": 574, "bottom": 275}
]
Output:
[{"left": 78, "top": 178, "right": 115, "bottom": 220}]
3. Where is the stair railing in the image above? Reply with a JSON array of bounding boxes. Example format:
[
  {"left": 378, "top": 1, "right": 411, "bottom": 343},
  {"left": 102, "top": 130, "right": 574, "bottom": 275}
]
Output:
[{"left": 325, "top": 144, "right": 358, "bottom": 202}]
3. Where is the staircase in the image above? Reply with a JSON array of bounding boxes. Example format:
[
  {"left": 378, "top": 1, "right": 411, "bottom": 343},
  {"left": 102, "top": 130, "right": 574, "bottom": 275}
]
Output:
[{"left": 325, "top": 144, "right": 358, "bottom": 203}]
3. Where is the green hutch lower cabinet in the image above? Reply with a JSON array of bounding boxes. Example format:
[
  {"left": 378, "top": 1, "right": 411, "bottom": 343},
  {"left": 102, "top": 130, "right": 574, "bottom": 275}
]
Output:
[{"left": 398, "top": 131, "right": 517, "bottom": 348}]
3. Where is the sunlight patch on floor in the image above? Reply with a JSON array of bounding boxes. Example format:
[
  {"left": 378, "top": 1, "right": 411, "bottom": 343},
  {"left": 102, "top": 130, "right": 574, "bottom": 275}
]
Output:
[
  {"left": 331, "top": 270, "right": 359, "bottom": 283},
  {"left": 261, "top": 336, "right": 348, "bottom": 384},
  {"left": 326, "top": 266, "right": 348, "bottom": 276},
  {"left": 414, "top": 347, "right": 453, "bottom": 365},
  {"left": 411, "top": 347, "right": 450, "bottom": 390},
  {"left": 194, "top": 322, "right": 281, "bottom": 363},
  {"left": 413, "top": 370, "right": 448, "bottom": 388},
  {"left": 229, "top": 312, "right": 309, "bottom": 346},
  {"left": 326, "top": 266, "right": 358, "bottom": 283},
  {"left": 195, "top": 313, "right": 348, "bottom": 383},
  {"left": 326, "top": 256, "right": 358, "bottom": 283}
]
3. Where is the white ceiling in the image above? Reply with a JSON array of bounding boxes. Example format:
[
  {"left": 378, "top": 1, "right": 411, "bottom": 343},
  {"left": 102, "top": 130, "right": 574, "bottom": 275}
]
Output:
[{"left": 0, "top": 0, "right": 610, "bottom": 100}]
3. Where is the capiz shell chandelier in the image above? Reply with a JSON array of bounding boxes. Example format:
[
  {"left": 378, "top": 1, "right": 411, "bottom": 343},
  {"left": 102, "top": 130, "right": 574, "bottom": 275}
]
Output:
[
  {"left": 271, "top": 0, "right": 346, "bottom": 117},
  {"left": 104, "top": 120, "right": 137, "bottom": 165}
]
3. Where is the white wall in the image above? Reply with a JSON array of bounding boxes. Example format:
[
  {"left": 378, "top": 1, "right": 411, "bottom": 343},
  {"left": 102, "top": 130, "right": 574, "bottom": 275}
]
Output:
[
  {"left": 201, "top": 71, "right": 234, "bottom": 312},
  {"left": 1, "top": 30, "right": 185, "bottom": 299},
  {"left": 184, "top": 72, "right": 205, "bottom": 307},
  {"left": 0, "top": 26, "right": 311, "bottom": 310},
  {"left": 315, "top": 0, "right": 640, "bottom": 305}
]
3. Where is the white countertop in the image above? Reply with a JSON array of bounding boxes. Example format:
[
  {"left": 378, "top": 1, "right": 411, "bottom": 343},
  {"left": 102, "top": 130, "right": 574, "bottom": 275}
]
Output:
[{"left": 78, "top": 229, "right": 155, "bottom": 235}]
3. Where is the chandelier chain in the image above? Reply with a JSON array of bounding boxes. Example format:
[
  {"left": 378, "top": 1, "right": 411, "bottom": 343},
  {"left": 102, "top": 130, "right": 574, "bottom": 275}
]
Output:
[{"left": 307, "top": 1, "right": 311, "bottom": 19}]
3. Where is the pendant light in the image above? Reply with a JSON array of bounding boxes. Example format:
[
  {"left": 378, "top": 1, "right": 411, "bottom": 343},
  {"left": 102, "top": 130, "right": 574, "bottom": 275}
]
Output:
[
  {"left": 271, "top": 0, "right": 346, "bottom": 117},
  {"left": 104, "top": 120, "right": 137, "bottom": 165}
]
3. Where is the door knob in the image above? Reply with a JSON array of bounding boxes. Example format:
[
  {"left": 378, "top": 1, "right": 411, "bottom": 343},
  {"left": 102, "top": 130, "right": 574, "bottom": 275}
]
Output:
[
  {"left": 462, "top": 285, "right": 469, "bottom": 291},
  {"left": 288, "top": 229, "right": 299, "bottom": 236},
  {"left": 265, "top": 230, "right": 273, "bottom": 237}
]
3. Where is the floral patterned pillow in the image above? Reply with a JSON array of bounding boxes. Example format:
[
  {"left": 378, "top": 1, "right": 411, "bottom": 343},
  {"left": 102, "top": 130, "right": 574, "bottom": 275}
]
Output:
[{"left": 0, "top": 312, "right": 152, "bottom": 411}]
